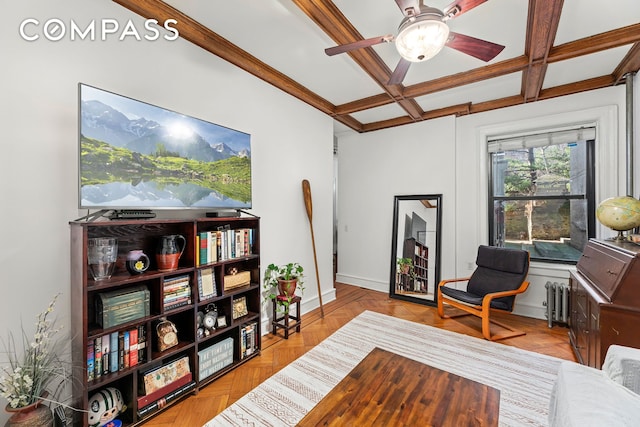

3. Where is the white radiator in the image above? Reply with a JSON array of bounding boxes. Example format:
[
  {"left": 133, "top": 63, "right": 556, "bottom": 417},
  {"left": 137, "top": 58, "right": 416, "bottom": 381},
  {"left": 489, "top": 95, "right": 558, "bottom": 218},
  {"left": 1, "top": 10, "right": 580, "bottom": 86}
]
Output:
[{"left": 544, "top": 281, "right": 570, "bottom": 328}]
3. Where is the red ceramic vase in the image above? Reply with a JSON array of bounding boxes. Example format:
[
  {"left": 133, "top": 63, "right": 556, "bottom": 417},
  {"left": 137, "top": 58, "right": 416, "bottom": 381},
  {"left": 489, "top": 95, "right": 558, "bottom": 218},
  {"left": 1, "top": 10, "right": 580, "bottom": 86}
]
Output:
[
  {"left": 277, "top": 278, "right": 298, "bottom": 297},
  {"left": 4, "top": 394, "right": 54, "bottom": 427}
]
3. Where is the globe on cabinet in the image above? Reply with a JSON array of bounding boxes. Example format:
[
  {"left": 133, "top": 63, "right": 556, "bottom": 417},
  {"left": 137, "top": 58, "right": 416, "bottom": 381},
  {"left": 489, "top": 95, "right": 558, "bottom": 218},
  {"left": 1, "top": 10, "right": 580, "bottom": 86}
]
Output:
[{"left": 596, "top": 196, "right": 640, "bottom": 241}]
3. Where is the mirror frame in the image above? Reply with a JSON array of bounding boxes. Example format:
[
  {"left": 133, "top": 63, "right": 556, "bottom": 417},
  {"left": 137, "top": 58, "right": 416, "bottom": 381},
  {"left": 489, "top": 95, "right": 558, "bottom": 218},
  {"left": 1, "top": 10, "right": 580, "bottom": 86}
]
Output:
[{"left": 389, "top": 194, "right": 442, "bottom": 306}]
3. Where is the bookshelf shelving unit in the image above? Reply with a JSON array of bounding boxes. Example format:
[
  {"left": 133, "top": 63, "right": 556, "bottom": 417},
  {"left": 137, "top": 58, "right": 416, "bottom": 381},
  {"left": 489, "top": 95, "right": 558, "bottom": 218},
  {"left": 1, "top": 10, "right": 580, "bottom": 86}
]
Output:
[
  {"left": 70, "top": 216, "right": 261, "bottom": 426},
  {"left": 403, "top": 237, "right": 428, "bottom": 292}
]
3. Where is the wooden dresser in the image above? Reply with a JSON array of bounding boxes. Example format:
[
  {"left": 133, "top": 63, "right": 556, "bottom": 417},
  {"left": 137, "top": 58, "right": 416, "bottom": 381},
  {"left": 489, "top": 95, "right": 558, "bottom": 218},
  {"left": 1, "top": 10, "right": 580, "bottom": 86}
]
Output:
[{"left": 569, "top": 239, "right": 640, "bottom": 368}]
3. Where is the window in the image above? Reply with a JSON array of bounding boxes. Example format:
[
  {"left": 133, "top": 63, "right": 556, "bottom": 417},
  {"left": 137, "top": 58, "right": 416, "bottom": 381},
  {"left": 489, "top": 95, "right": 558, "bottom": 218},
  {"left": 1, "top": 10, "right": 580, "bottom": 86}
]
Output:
[{"left": 488, "top": 127, "right": 596, "bottom": 263}]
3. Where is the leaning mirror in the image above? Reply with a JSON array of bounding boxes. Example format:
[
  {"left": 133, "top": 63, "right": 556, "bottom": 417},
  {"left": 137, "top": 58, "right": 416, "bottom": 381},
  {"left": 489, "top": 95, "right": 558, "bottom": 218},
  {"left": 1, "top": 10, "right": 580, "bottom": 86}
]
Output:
[{"left": 389, "top": 194, "right": 442, "bottom": 306}]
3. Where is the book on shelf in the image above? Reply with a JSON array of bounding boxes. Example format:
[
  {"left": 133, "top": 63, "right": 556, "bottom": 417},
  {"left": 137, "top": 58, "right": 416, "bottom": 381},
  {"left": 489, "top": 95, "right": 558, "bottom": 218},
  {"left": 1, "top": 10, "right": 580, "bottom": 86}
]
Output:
[
  {"left": 226, "top": 230, "right": 233, "bottom": 258},
  {"left": 164, "top": 297, "right": 192, "bottom": 311},
  {"left": 195, "top": 228, "right": 255, "bottom": 263},
  {"left": 163, "top": 275, "right": 190, "bottom": 288},
  {"left": 101, "top": 334, "right": 110, "bottom": 376},
  {"left": 87, "top": 342, "right": 94, "bottom": 382},
  {"left": 241, "top": 321, "right": 258, "bottom": 359},
  {"left": 85, "top": 326, "right": 146, "bottom": 381},
  {"left": 163, "top": 275, "right": 191, "bottom": 310},
  {"left": 137, "top": 380, "right": 196, "bottom": 418},
  {"left": 197, "top": 267, "right": 217, "bottom": 301},
  {"left": 199, "top": 231, "right": 208, "bottom": 266},
  {"left": 109, "top": 331, "right": 119, "bottom": 373},
  {"left": 197, "top": 231, "right": 220, "bottom": 266},
  {"left": 164, "top": 287, "right": 191, "bottom": 300},
  {"left": 94, "top": 337, "right": 102, "bottom": 379},
  {"left": 138, "top": 324, "right": 147, "bottom": 364},
  {"left": 117, "top": 330, "right": 124, "bottom": 371},
  {"left": 195, "top": 235, "right": 200, "bottom": 266},
  {"left": 212, "top": 231, "right": 218, "bottom": 263},
  {"left": 129, "top": 328, "right": 139, "bottom": 367},
  {"left": 164, "top": 287, "right": 191, "bottom": 299},
  {"left": 123, "top": 331, "right": 130, "bottom": 369}
]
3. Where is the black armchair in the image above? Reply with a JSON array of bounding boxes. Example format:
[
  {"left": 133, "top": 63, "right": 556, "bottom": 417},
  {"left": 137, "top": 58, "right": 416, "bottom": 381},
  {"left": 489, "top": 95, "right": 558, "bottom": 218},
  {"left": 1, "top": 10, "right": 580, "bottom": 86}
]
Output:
[{"left": 437, "top": 245, "right": 530, "bottom": 341}]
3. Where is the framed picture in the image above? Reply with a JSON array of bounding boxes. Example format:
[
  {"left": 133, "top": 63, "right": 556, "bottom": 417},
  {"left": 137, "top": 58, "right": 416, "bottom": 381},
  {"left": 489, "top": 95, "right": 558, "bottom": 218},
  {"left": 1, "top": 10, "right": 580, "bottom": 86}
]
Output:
[
  {"left": 232, "top": 296, "right": 248, "bottom": 319},
  {"left": 197, "top": 267, "right": 217, "bottom": 301},
  {"left": 216, "top": 316, "right": 227, "bottom": 328}
]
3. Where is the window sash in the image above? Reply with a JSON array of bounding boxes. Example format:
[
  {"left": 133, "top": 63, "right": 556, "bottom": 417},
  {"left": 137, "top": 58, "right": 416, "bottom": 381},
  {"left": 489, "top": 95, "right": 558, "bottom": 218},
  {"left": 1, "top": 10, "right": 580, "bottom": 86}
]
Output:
[{"left": 488, "top": 129, "right": 596, "bottom": 263}]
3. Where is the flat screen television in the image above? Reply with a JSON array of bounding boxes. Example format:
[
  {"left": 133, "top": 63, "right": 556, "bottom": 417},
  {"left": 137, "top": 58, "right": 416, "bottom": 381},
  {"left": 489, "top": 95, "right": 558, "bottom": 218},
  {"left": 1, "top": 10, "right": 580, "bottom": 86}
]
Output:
[{"left": 78, "top": 83, "right": 251, "bottom": 210}]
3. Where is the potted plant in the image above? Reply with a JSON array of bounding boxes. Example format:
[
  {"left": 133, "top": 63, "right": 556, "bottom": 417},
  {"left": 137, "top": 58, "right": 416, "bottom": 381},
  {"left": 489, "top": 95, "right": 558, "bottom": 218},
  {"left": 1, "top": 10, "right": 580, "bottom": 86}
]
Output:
[
  {"left": 0, "top": 294, "right": 75, "bottom": 425},
  {"left": 263, "top": 262, "right": 305, "bottom": 312},
  {"left": 397, "top": 257, "right": 415, "bottom": 277}
]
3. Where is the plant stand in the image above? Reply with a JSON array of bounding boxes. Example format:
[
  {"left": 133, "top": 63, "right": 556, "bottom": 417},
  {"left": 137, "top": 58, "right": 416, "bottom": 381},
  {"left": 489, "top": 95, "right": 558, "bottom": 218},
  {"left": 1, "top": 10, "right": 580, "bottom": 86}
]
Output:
[{"left": 271, "top": 295, "right": 301, "bottom": 339}]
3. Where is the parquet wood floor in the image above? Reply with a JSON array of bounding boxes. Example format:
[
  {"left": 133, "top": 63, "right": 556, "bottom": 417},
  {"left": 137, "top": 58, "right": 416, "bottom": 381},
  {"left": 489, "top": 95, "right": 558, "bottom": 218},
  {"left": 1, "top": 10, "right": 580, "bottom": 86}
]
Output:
[{"left": 143, "top": 283, "right": 576, "bottom": 426}]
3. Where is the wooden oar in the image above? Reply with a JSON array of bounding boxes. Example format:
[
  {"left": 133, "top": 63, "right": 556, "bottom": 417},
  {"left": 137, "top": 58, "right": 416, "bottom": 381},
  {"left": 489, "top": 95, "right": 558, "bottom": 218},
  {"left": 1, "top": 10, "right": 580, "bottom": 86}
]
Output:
[{"left": 302, "top": 179, "right": 324, "bottom": 317}]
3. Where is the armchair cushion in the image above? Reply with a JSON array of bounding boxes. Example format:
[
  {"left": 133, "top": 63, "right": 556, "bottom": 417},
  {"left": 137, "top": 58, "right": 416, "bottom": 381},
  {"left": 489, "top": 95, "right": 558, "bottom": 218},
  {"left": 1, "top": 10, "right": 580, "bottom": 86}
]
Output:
[{"left": 439, "top": 287, "right": 486, "bottom": 307}]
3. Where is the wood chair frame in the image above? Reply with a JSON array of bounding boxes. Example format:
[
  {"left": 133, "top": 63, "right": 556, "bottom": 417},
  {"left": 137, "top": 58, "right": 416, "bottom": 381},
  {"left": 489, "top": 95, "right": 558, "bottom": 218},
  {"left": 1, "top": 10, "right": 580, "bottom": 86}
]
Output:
[{"left": 437, "top": 276, "right": 530, "bottom": 341}]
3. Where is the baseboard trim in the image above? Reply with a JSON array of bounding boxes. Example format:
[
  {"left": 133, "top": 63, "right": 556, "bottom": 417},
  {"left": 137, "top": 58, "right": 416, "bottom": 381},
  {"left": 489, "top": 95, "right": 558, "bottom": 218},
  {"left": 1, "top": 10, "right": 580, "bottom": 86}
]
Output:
[{"left": 335, "top": 274, "right": 387, "bottom": 293}]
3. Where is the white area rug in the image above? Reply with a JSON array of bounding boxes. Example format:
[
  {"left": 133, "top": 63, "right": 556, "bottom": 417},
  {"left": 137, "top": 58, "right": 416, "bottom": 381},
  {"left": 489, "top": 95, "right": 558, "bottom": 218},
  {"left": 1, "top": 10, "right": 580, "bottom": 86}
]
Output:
[{"left": 205, "top": 310, "right": 564, "bottom": 426}]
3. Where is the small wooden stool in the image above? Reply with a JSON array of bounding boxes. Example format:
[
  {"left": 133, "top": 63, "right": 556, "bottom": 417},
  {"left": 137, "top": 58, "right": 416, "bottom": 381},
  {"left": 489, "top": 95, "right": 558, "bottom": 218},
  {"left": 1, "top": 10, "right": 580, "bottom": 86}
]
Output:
[{"left": 271, "top": 295, "right": 301, "bottom": 339}]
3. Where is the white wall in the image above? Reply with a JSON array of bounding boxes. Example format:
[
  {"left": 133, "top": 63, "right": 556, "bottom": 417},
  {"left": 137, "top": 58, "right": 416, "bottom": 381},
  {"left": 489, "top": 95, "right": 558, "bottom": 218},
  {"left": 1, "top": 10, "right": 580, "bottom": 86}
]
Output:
[
  {"left": 337, "top": 81, "right": 636, "bottom": 319},
  {"left": 0, "top": 2, "right": 334, "bottom": 420},
  {"left": 336, "top": 116, "right": 457, "bottom": 291}
]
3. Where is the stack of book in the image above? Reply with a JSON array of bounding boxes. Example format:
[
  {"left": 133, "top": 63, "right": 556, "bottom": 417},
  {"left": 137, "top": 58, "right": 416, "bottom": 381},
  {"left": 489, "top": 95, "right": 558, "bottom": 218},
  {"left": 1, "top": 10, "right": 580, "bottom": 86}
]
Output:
[
  {"left": 163, "top": 276, "right": 191, "bottom": 311},
  {"left": 87, "top": 325, "right": 146, "bottom": 381},
  {"left": 196, "top": 228, "right": 255, "bottom": 266},
  {"left": 240, "top": 321, "right": 258, "bottom": 360}
]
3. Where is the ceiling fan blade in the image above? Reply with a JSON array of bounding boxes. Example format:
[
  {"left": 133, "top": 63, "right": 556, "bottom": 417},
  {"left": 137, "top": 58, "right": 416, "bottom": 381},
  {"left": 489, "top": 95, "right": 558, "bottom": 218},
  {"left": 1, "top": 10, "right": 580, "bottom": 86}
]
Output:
[
  {"left": 443, "top": 0, "right": 488, "bottom": 19},
  {"left": 388, "top": 58, "right": 412, "bottom": 85},
  {"left": 446, "top": 32, "right": 505, "bottom": 61},
  {"left": 325, "top": 34, "right": 393, "bottom": 56},
  {"left": 394, "top": 0, "right": 422, "bottom": 17}
]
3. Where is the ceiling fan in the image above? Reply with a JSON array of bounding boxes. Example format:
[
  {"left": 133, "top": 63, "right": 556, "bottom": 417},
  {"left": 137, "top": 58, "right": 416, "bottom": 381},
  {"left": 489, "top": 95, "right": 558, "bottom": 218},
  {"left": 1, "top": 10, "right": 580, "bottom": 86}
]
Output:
[{"left": 325, "top": 0, "right": 505, "bottom": 85}]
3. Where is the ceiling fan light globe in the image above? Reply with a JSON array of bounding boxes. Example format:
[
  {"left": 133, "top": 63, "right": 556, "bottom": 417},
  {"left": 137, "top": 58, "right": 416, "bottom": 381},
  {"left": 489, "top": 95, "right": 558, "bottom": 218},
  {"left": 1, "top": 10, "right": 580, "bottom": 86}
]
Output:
[{"left": 395, "top": 15, "right": 449, "bottom": 63}]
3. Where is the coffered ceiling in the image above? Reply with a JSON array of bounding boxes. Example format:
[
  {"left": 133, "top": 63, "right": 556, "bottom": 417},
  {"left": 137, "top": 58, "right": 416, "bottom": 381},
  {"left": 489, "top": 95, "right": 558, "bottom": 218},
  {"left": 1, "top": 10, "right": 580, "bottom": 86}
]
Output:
[{"left": 113, "top": 0, "right": 640, "bottom": 133}]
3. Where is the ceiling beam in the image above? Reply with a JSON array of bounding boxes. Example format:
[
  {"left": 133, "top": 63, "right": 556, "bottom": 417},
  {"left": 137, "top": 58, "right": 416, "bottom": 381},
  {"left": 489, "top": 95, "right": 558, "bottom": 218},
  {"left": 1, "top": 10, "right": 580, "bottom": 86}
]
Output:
[
  {"left": 337, "top": 24, "right": 640, "bottom": 117},
  {"left": 335, "top": 93, "right": 397, "bottom": 115},
  {"left": 549, "top": 23, "right": 640, "bottom": 62},
  {"left": 113, "top": 0, "right": 640, "bottom": 134},
  {"left": 334, "top": 114, "right": 364, "bottom": 133},
  {"left": 290, "top": 0, "right": 424, "bottom": 120},
  {"left": 111, "top": 0, "right": 354, "bottom": 122},
  {"left": 538, "top": 75, "right": 616, "bottom": 100},
  {"left": 360, "top": 74, "right": 617, "bottom": 133},
  {"left": 403, "top": 56, "right": 530, "bottom": 98},
  {"left": 612, "top": 43, "right": 640, "bottom": 84},
  {"left": 521, "top": 0, "right": 564, "bottom": 102}
]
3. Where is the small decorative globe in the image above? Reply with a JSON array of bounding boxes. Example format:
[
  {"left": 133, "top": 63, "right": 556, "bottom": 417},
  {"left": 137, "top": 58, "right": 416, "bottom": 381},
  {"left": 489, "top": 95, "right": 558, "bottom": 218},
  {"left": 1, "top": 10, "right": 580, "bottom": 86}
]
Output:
[{"left": 596, "top": 196, "right": 640, "bottom": 231}]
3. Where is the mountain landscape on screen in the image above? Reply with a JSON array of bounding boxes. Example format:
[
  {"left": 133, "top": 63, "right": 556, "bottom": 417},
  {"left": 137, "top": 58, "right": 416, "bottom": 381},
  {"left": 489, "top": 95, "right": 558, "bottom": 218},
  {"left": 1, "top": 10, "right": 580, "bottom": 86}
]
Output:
[{"left": 79, "top": 84, "right": 251, "bottom": 210}]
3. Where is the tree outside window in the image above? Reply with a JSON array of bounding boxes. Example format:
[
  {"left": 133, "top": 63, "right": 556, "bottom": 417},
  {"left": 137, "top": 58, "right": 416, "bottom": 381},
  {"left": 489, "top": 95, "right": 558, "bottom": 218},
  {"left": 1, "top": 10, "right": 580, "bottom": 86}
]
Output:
[{"left": 489, "top": 131, "right": 595, "bottom": 263}]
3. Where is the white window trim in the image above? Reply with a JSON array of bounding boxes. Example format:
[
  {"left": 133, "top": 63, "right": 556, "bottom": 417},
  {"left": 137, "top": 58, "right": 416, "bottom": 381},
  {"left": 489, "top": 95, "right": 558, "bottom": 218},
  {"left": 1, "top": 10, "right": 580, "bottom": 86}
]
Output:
[{"left": 475, "top": 105, "right": 619, "bottom": 249}]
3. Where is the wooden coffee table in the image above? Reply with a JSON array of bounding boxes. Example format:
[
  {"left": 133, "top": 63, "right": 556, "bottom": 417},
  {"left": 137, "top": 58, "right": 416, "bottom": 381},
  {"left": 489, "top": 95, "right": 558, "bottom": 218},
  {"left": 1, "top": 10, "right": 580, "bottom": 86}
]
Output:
[{"left": 297, "top": 347, "right": 500, "bottom": 426}]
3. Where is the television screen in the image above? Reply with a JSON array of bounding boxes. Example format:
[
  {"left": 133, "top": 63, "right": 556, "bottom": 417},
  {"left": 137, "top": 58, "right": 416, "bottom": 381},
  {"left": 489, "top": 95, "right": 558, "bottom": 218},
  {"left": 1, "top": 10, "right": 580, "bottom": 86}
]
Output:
[{"left": 78, "top": 83, "right": 251, "bottom": 210}]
